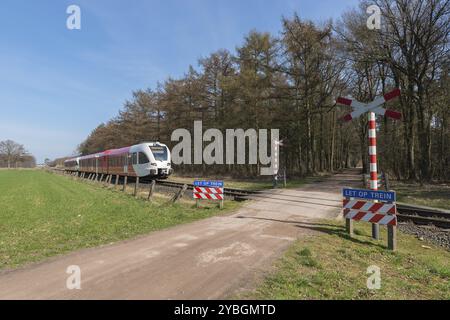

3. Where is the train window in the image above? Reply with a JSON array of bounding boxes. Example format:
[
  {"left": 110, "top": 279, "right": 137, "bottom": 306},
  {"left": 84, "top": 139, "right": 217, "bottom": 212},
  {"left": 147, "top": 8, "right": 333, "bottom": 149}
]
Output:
[
  {"left": 150, "top": 146, "right": 168, "bottom": 161},
  {"left": 132, "top": 153, "right": 138, "bottom": 165},
  {"left": 138, "top": 152, "right": 149, "bottom": 164}
]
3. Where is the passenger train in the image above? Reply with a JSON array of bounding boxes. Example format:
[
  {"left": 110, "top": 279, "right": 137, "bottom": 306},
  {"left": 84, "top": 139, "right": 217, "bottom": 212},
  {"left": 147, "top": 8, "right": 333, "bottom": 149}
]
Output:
[{"left": 64, "top": 142, "right": 172, "bottom": 179}]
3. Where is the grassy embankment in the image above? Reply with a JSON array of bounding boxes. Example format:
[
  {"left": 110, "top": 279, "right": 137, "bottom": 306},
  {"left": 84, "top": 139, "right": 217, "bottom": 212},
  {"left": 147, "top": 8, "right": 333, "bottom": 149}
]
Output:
[
  {"left": 245, "top": 219, "right": 449, "bottom": 300},
  {"left": 392, "top": 182, "right": 450, "bottom": 210},
  {"left": 0, "top": 170, "right": 241, "bottom": 270}
]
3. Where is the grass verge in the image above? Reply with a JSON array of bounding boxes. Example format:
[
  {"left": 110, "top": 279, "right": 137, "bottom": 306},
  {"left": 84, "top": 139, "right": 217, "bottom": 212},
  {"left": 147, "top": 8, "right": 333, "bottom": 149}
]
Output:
[
  {"left": 245, "top": 219, "right": 449, "bottom": 299},
  {"left": 0, "top": 170, "right": 241, "bottom": 270}
]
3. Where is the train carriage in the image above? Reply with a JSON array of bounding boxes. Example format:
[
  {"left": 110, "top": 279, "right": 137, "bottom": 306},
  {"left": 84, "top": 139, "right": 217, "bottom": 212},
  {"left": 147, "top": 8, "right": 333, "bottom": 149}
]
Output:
[{"left": 64, "top": 142, "right": 172, "bottom": 179}]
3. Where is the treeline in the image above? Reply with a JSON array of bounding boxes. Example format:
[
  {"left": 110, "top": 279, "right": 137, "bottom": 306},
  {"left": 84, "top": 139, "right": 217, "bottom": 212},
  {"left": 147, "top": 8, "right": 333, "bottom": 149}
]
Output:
[
  {"left": 0, "top": 140, "right": 36, "bottom": 168},
  {"left": 78, "top": 0, "right": 449, "bottom": 181}
]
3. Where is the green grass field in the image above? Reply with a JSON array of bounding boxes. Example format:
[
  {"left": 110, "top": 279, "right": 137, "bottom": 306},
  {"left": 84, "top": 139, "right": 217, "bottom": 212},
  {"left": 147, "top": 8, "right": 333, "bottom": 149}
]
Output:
[
  {"left": 244, "top": 220, "right": 450, "bottom": 300},
  {"left": 0, "top": 170, "right": 240, "bottom": 270}
]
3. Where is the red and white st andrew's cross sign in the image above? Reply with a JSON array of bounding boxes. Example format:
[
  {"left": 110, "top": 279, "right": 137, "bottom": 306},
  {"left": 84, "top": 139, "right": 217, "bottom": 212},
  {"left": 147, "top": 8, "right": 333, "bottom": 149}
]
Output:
[
  {"left": 336, "top": 88, "right": 401, "bottom": 191},
  {"left": 336, "top": 88, "right": 402, "bottom": 122}
]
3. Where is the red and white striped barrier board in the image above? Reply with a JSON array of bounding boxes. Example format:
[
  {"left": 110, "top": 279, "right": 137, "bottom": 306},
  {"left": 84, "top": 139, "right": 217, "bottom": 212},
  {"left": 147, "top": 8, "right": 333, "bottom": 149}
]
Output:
[
  {"left": 342, "top": 189, "right": 397, "bottom": 226},
  {"left": 343, "top": 199, "right": 396, "bottom": 215},
  {"left": 343, "top": 209, "right": 397, "bottom": 226},
  {"left": 193, "top": 187, "right": 224, "bottom": 200},
  {"left": 193, "top": 180, "right": 224, "bottom": 201}
]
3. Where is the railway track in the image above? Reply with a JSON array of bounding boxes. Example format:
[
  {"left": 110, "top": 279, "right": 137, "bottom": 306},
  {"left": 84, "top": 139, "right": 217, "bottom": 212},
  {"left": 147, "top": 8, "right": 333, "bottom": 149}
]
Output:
[
  {"left": 157, "top": 181, "right": 450, "bottom": 228},
  {"left": 396, "top": 203, "right": 450, "bottom": 229}
]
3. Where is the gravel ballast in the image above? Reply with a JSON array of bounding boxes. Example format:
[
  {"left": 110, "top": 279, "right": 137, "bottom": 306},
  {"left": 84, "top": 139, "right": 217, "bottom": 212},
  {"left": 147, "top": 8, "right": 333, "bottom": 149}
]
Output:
[{"left": 398, "top": 222, "right": 450, "bottom": 250}]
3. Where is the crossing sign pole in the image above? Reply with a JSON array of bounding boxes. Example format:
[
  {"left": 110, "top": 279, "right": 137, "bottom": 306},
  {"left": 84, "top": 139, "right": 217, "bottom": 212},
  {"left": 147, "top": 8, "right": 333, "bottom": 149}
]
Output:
[
  {"left": 368, "top": 111, "right": 380, "bottom": 239},
  {"left": 337, "top": 88, "right": 401, "bottom": 241}
]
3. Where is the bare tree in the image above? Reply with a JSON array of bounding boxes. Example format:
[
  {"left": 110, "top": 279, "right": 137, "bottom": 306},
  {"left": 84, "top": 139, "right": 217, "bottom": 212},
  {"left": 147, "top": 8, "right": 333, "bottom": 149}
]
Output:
[{"left": 0, "top": 140, "right": 27, "bottom": 168}]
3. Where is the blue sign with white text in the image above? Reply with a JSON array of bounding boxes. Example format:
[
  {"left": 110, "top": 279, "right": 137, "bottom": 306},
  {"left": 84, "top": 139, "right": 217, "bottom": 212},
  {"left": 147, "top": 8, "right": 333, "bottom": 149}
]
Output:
[
  {"left": 194, "top": 180, "right": 224, "bottom": 188},
  {"left": 343, "top": 188, "right": 396, "bottom": 202}
]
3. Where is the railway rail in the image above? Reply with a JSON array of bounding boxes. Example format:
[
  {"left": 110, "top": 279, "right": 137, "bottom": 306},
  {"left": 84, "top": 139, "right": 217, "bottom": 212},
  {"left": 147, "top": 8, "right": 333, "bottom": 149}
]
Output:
[
  {"left": 396, "top": 203, "right": 450, "bottom": 229},
  {"left": 154, "top": 180, "right": 260, "bottom": 198}
]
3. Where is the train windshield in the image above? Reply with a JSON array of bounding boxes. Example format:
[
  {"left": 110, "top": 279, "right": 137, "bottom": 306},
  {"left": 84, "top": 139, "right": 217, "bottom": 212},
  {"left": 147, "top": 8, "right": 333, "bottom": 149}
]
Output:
[{"left": 150, "top": 146, "right": 168, "bottom": 161}]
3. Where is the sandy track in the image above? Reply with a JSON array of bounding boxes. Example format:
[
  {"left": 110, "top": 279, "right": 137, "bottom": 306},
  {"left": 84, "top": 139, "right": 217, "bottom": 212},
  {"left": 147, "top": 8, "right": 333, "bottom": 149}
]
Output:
[{"left": 0, "top": 169, "right": 360, "bottom": 299}]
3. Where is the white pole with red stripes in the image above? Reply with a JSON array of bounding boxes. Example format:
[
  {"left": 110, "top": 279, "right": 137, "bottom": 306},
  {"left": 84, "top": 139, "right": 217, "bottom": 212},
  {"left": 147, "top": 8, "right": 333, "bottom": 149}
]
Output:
[{"left": 368, "top": 111, "right": 380, "bottom": 239}]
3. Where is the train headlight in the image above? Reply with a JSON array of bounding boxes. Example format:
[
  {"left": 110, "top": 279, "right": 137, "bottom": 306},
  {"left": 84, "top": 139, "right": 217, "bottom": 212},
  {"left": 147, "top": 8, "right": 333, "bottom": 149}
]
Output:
[{"left": 151, "top": 163, "right": 157, "bottom": 166}]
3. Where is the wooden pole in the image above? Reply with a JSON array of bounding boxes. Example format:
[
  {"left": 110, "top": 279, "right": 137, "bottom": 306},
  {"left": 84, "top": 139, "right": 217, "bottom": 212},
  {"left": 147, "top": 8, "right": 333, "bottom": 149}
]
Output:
[
  {"left": 134, "top": 177, "right": 140, "bottom": 197},
  {"left": 172, "top": 184, "right": 187, "bottom": 203},
  {"left": 123, "top": 176, "right": 128, "bottom": 192},
  {"left": 147, "top": 180, "right": 156, "bottom": 201},
  {"left": 346, "top": 218, "right": 354, "bottom": 236},
  {"left": 115, "top": 175, "right": 119, "bottom": 187}
]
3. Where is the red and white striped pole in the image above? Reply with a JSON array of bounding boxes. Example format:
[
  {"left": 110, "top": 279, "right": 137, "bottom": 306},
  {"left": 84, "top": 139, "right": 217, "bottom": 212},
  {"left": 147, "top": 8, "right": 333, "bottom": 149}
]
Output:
[{"left": 368, "top": 111, "right": 380, "bottom": 239}]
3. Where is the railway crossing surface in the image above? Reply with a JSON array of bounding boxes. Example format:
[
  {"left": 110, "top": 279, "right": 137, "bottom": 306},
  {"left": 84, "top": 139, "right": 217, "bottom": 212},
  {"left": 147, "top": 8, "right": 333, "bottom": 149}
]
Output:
[{"left": 0, "top": 170, "right": 361, "bottom": 299}]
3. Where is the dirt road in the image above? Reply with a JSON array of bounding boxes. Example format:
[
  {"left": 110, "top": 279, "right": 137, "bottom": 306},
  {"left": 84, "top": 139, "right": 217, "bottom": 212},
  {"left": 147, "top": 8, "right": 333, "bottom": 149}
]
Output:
[{"left": 0, "top": 169, "right": 360, "bottom": 299}]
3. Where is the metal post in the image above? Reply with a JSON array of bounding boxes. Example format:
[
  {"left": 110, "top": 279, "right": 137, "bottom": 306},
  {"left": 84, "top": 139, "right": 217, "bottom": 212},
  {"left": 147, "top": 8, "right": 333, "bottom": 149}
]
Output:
[{"left": 369, "top": 112, "right": 380, "bottom": 240}]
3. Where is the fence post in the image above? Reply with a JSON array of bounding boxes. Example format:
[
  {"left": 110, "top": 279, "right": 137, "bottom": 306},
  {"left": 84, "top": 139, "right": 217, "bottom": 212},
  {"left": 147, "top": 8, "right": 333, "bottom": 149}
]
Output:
[
  {"left": 172, "top": 184, "right": 187, "bottom": 203},
  {"left": 384, "top": 173, "right": 391, "bottom": 191},
  {"left": 346, "top": 218, "right": 354, "bottom": 236},
  {"left": 388, "top": 225, "right": 397, "bottom": 251},
  {"left": 123, "top": 176, "right": 128, "bottom": 192},
  {"left": 147, "top": 180, "right": 156, "bottom": 201},
  {"left": 134, "top": 177, "right": 140, "bottom": 197},
  {"left": 115, "top": 175, "right": 119, "bottom": 187}
]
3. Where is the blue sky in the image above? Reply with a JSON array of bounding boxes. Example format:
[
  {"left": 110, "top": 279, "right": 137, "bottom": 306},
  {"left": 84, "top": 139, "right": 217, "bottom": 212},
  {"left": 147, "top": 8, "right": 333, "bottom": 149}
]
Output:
[{"left": 0, "top": 0, "right": 359, "bottom": 163}]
